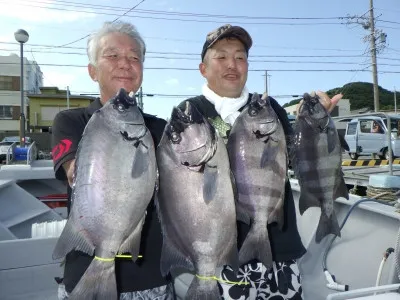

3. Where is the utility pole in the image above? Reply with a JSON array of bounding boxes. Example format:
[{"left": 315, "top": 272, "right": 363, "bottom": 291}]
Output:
[
  {"left": 395, "top": 87, "right": 397, "bottom": 113},
  {"left": 346, "top": 0, "right": 387, "bottom": 113},
  {"left": 369, "top": 0, "right": 380, "bottom": 112},
  {"left": 66, "top": 86, "right": 70, "bottom": 109},
  {"left": 264, "top": 70, "right": 268, "bottom": 95}
]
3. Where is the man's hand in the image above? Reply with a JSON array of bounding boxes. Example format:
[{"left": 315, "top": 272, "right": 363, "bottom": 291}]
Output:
[
  {"left": 63, "top": 159, "right": 76, "bottom": 187},
  {"left": 296, "top": 91, "right": 343, "bottom": 115}
]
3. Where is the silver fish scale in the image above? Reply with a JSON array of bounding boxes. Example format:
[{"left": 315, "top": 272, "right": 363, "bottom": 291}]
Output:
[
  {"left": 292, "top": 97, "right": 348, "bottom": 243},
  {"left": 156, "top": 109, "right": 238, "bottom": 299},
  {"left": 294, "top": 117, "right": 341, "bottom": 214},
  {"left": 227, "top": 94, "right": 287, "bottom": 268},
  {"left": 76, "top": 121, "right": 153, "bottom": 253},
  {"left": 157, "top": 135, "right": 237, "bottom": 269}
]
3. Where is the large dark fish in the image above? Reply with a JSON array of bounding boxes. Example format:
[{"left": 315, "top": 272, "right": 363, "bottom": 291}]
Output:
[
  {"left": 227, "top": 93, "right": 287, "bottom": 268},
  {"left": 52, "top": 88, "right": 156, "bottom": 300},
  {"left": 156, "top": 101, "right": 238, "bottom": 300},
  {"left": 292, "top": 92, "right": 349, "bottom": 243}
]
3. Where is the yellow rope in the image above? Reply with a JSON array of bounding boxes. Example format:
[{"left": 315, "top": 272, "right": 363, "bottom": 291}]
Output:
[
  {"left": 94, "top": 256, "right": 114, "bottom": 262},
  {"left": 94, "top": 255, "right": 143, "bottom": 262},
  {"left": 115, "top": 254, "right": 143, "bottom": 259},
  {"left": 195, "top": 274, "right": 249, "bottom": 286}
]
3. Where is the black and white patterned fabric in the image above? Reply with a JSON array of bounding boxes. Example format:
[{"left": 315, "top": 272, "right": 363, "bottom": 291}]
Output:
[
  {"left": 218, "top": 260, "right": 303, "bottom": 300},
  {"left": 58, "top": 282, "right": 175, "bottom": 300}
]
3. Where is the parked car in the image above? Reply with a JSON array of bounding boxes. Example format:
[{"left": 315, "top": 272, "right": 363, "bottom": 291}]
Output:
[
  {"left": 344, "top": 115, "right": 400, "bottom": 160},
  {"left": 0, "top": 136, "right": 38, "bottom": 163}
]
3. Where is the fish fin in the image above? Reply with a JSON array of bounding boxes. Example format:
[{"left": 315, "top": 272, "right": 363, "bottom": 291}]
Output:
[
  {"left": 219, "top": 243, "right": 239, "bottom": 275},
  {"left": 334, "top": 174, "right": 349, "bottom": 200},
  {"left": 203, "top": 164, "right": 218, "bottom": 204},
  {"left": 239, "top": 224, "right": 273, "bottom": 268},
  {"left": 268, "top": 205, "right": 285, "bottom": 231},
  {"left": 131, "top": 145, "right": 149, "bottom": 178},
  {"left": 236, "top": 203, "right": 251, "bottom": 225},
  {"left": 118, "top": 214, "right": 146, "bottom": 262},
  {"left": 315, "top": 210, "right": 341, "bottom": 243},
  {"left": 185, "top": 276, "right": 220, "bottom": 300},
  {"left": 260, "top": 141, "right": 279, "bottom": 168},
  {"left": 67, "top": 257, "right": 117, "bottom": 300},
  {"left": 299, "top": 192, "right": 320, "bottom": 215},
  {"left": 52, "top": 216, "right": 95, "bottom": 260},
  {"left": 160, "top": 237, "right": 194, "bottom": 277},
  {"left": 327, "top": 128, "right": 337, "bottom": 153}
]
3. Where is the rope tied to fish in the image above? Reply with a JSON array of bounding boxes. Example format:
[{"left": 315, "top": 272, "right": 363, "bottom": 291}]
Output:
[
  {"left": 94, "top": 254, "right": 143, "bottom": 262},
  {"left": 195, "top": 274, "right": 250, "bottom": 285}
]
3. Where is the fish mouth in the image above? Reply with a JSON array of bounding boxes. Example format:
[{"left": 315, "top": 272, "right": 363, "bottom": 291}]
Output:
[{"left": 176, "top": 143, "right": 207, "bottom": 154}]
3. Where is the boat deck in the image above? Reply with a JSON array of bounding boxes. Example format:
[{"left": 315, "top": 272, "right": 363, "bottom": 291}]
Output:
[{"left": 342, "top": 165, "right": 400, "bottom": 187}]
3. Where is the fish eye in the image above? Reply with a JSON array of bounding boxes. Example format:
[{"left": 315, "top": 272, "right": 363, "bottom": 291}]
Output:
[
  {"left": 117, "top": 104, "right": 125, "bottom": 112},
  {"left": 171, "top": 132, "right": 181, "bottom": 144},
  {"left": 249, "top": 107, "right": 258, "bottom": 117}
]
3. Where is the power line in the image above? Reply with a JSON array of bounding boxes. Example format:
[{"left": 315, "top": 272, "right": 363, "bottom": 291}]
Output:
[
  {"left": 0, "top": 0, "right": 346, "bottom": 26},
  {"left": 0, "top": 41, "right": 368, "bottom": 53},
  {"left": 6, "top": 47, "right": 400, "bottom": 60},
  {"left": 55, "top": 0, "right": 146, "bottom": 48},
  {"left": 0, "top": 0, "right": 349, "bottom": 20},
  {"left": 1, "top": 62, "right": 399, "bottom": 73}
]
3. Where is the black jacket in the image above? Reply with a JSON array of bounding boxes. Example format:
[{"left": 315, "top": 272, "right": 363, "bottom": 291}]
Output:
[
  {"left": 51, "top": 99, "right": 170, "bottom": 293},
  {"left": 178, "top": 94, "right": 306, "bottom": 262}
]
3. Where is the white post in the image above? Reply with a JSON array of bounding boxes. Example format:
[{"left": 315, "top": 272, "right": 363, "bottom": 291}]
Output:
[{"left": 67, "top": 86, "right": 70, "bottom": 109}]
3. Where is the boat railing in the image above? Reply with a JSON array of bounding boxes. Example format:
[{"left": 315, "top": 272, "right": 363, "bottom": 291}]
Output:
[
  {"left": 5, "top": 142, "right": 17, "bottom": 165},
  {"left": 4, "top": 141, "right": 37, "bottom": 165},
  {"left": 26, "top": 141, "right": 36, "bottom": 165},
  {"left": 333, "top": 112, "right": 398, "bottom": 175}
]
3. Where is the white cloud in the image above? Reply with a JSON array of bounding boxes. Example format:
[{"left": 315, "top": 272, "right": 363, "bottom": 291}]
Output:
[
  {"left": 165, "top": 78, "right": 179, "bottom": 86},
  {"left": 186, "top": 86, "right": 196, "bottom": 91},
  {"left": 0, "top": 0, "right": 96, "bottom": 23}
]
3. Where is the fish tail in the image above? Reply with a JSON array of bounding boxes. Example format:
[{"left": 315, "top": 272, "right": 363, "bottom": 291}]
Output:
[
  {"left": 316, "top": 210, "right": 341, "bottom": 243},
  {"left": 239, "top": 224, "right": 273, "bottom": 268},
  {"left": 67, "top": 257, "right": 117, "bottom": 300},
  {"left": 185, "top": 275, "right": 220, "bottom": 300}
]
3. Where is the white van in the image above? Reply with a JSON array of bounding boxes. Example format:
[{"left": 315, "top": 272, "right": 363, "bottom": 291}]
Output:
[{"left": 344, "top": 115, "right": 400, "bottom": 160}]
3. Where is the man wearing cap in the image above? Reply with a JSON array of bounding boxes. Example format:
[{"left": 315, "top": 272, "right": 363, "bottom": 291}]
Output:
[{"left": 177, "top": 24, "right": 342, "bottom": 300}]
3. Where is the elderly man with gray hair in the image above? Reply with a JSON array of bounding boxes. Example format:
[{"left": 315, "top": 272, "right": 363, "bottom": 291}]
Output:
[{"left": 51, "top": 21, "right": 174, "bottom": 299}]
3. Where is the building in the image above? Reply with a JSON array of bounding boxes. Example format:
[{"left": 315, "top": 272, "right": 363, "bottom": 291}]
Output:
[
  {"left": 0, "top": 54, "right": 43, "bottom": 132},
  {"left": 28, "top": 87, "right": 95, "bottom": 132}
]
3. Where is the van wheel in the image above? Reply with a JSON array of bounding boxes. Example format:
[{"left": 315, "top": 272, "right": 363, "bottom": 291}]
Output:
[
  {"left": 383, "top": 149, "right": 394, "bottom": 161},
  {"left": 349, "top": 153, "right": 359, "bottom": 160}
]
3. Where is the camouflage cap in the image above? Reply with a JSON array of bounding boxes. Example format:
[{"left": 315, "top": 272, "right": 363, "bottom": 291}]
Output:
[{"left": 201, "top": 24, "right": 253, "bottom": 61}]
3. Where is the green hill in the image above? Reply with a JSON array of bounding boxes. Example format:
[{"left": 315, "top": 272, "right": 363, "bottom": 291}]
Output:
[{"left": 282, "top": 82, "right": 399, "bottom": 111}]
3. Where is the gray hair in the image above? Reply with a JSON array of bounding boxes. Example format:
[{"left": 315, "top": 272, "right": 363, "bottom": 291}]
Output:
[{"left": 87, "top": 21, "right": 146, "bottom": 65}]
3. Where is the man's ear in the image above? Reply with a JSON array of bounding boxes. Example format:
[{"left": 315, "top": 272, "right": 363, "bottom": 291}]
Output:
[
  {"left": 88, "top": 64, "right": 97, "bottom": 81},
  {"left": 199, "top": 62, "right": 207, "bottom": 78}
]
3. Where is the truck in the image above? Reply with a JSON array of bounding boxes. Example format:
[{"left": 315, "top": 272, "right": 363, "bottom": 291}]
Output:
[{"left": 344, "top": 115, "right": 400, "bottom": 160}]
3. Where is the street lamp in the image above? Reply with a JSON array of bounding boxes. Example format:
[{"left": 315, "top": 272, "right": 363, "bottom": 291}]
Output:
[{"left": 14, "top": 29, "right": 29, "bottom": 147}]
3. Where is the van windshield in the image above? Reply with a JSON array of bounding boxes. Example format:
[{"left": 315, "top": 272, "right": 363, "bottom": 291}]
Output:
[{"left": 382, "top": 117, "right": 400, "bottom": 132}]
